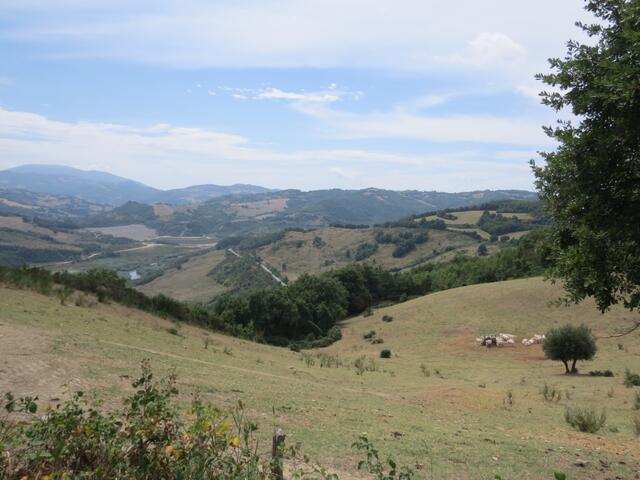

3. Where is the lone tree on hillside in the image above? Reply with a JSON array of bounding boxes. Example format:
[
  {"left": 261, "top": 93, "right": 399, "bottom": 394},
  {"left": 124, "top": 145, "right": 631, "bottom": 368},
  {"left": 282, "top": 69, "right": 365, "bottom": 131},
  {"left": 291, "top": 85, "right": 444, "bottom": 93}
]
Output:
[
  {"left": 543, "top": 324, "right": 597, "bottom": 374},
  {"left": 532, "top": 1, "right": 640, "bottom": 331}
]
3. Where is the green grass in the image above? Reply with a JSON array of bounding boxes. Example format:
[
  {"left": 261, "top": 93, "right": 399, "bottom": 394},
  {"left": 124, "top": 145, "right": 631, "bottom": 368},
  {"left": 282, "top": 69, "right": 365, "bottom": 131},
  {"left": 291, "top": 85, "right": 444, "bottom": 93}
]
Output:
[{"left": 1, "top": 277, "right": 638, "bottom": 478}]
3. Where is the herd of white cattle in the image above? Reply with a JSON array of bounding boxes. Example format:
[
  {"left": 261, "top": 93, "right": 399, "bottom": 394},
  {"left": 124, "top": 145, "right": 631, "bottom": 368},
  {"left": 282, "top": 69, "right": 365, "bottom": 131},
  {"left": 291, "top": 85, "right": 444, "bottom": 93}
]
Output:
[{"left": 476, "top": 333, "right": 546, "bottom": 347}]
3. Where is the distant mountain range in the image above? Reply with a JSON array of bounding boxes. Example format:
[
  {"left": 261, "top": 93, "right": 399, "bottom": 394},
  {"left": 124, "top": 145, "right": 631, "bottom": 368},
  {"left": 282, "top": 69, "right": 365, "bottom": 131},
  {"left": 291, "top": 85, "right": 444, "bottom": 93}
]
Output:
[
  {"left": 0, "top": 164, "right": 539, "bottom": 237},
  {"left": 0, "top": 165, "right": 272, "bottom": 206}
]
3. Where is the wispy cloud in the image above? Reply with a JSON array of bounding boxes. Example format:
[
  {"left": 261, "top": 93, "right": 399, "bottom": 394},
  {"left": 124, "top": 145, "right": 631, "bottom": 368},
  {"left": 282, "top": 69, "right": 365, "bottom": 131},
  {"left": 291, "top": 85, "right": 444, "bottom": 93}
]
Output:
[
  {"left": 218, "top": 85, "right": 361, "bottom": 104},
  {"left": 293, "top": 101, "right": 552, "bottom": 146}
]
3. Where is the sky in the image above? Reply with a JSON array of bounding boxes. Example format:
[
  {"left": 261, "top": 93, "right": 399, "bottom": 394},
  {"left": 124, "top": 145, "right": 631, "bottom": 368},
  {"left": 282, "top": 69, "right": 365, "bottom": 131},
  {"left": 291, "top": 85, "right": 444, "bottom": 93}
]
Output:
[{"left": 0, "top": 1, "right": 590, "bottom": 192}]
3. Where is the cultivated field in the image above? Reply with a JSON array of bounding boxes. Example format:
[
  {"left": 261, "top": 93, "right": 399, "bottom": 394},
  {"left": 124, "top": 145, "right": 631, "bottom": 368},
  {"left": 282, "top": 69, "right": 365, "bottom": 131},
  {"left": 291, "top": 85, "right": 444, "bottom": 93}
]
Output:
[
  {"left": 84, "top": 224, "right": 159, "bottom": 241},
  {"left": 1, "top": 277, "right": 638, "bottom": 478}
]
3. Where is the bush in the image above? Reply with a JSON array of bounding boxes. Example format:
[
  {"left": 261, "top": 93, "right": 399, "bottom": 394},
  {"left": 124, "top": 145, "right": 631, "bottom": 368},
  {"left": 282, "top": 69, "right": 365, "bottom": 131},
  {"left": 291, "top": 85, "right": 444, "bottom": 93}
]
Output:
[
  {"left": 540, "top": 382, "right": 562, "bottom": 402},
  {"left": 380, "top": 349, "right": 391, "bottom": 359},
  {"left": 354, "top": 242, "right": 378, "bottom": 261},
  {"left": 0, "top": 361, "right": 273, "bottom": 479},
  {"left": 564, "top": 406, "right": 606, "bottom": 433},
  {"left": 589, "top": 370, "right": 614, "bottom": 377},
  {"left": 353, "top": 356, "right": 378, "bottom": 375},
  {"left": 624, "top": 369, "right": 640, "bottom": 387},
  {"left": 363, "top": 330, "right": 377, "bottom": 340},
  {"left": 382, "top": 315, "right": 393, "bottom": 323},
  {"left": 353, "top": 435, "right": 415, "bottom": 479},
  {"left": 543, "top": 324, "right": 597, "bottom": 374}
]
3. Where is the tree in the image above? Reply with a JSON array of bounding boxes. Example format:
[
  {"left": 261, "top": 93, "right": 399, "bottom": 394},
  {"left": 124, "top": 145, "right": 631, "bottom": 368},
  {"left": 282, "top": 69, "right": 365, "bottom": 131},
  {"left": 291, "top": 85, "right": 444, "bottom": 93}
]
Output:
[
  {"left": 532, "top": 1, "right": 640, "bottom": 318},
  {"left": 477, "top": 244, "right": 488, "bottom": 256},
  {"left": 543, "top": 324, "right": 597, "bottom": 374}
]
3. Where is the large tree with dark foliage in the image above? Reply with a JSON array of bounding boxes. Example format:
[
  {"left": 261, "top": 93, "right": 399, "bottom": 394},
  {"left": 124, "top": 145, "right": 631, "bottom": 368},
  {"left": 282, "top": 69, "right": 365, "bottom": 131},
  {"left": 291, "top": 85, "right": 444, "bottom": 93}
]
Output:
[{"left": 532, "top": 1, "right": 640, "bottom": 320}]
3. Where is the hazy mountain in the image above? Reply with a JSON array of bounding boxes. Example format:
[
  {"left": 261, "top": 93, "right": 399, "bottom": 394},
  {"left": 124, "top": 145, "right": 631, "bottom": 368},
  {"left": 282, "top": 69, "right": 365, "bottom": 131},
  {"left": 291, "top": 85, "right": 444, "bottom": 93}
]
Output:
[
  {"left": 0, "top": 165, "right": 161, "bottom": 206},
  {"left": 160, "top": 184, "right": 272, "bottom": 204},
  {"left": 0, "top": 165, "right": 272, "bottom": 206}
]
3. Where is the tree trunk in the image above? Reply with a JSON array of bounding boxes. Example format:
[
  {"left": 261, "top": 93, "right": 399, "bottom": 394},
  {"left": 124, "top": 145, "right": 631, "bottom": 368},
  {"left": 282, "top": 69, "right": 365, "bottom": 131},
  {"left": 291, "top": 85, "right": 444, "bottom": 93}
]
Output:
[
  {"left": 570, "top": 359, "right": 578, "bottom": 374},
  {"left": 562, "top": 360, "right": 570, "bottom": 374}
]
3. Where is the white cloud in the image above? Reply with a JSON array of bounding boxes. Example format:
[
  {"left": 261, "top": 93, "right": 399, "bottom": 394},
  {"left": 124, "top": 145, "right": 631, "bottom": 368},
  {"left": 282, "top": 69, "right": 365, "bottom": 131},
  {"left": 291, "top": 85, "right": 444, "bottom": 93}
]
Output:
[
  {"left": 218, "top": 85, "right": 360, "bottom": 104},
  {"left": 0, "top": 107, "right": 540, "bottom": 191},
  {"left": 1, "top": 0, "right": 589, "bottom": 75},
  {"left": 294, "top": 102, "right": 552, "bottom": 146},
  {"left": 445, "top": 32, "right": 525, "bottom": 67},
  {"left": 255, "top": 88, "right": 341, "bottom": 103}
]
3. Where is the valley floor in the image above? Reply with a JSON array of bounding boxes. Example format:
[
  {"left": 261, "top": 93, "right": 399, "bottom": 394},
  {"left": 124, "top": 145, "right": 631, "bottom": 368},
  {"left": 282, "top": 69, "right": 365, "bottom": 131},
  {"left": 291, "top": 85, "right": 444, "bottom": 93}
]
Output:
[{"left": 1, "top": 278, "right": 639, "bottom": 479}]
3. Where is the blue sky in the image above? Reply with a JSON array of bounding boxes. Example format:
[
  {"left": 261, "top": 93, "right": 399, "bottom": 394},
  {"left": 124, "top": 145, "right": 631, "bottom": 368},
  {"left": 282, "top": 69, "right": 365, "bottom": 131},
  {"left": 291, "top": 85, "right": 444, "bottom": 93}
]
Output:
[{"left": 0, "top": 1, "right": 589, "bottom": 191}]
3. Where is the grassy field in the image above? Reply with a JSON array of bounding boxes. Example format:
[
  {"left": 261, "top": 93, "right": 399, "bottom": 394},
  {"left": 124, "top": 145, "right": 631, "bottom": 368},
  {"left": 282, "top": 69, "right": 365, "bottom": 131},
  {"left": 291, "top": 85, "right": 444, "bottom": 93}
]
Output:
[
  {"left": 83, "top": 224, "right": 159, "bottom": 241},
  {"left": 256, "top": 227, "right": 478, "bottom": 281},
  {"left": 138, "top": 249, "right": 230, "bottom": 301},
  {"left": 421, "top": 210, "right": 533, "bottom": 226},
  {"left": 1, "top": 277, "right": 638, "bottom": 479}
]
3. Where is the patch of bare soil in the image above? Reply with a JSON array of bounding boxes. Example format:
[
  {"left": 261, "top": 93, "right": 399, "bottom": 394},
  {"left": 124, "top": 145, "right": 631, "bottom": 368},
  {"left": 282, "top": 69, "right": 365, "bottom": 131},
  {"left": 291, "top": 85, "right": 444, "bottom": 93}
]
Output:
[{"left": 0, "top": 323, "right": 90, "bottom": 400}]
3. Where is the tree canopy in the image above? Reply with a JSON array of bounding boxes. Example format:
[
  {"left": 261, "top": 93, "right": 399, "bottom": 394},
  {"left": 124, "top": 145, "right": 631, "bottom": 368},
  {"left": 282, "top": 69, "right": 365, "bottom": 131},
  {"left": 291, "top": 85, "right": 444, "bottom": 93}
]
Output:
[
  {"left": 533, "top": 0, "right": 640, "bottom": 314},
  {"left": 543, "top": 324, "right": 597, "bottom": 374}
]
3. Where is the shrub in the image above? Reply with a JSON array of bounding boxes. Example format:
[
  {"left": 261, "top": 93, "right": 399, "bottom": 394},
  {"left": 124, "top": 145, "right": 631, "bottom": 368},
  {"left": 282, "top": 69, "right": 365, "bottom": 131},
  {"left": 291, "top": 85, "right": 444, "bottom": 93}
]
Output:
[
  {"left": 353, "top": 435, "right": 415, "bottom": 479},
  {"left": 540, "top": 382, "right": 562, "bottom": 402},
  {"left": 354, "top": 356, "right": 378, "bottom": 375},
  {"left": 0, "top": 361, "right": 273, "bottom": 479},
  {"left": 380, "top": 349, "right": 391, "bottom": 359},
  {"left": 354, "top": 242, "right": 378, "bottom": 261},
  {"left": 363, "top": 330, "right": 377, "bottom": 340},
  {"left": 382, "top": 315, "right": 393, "bottom": 323},
  {"left": 503, "top": 391, "right": 514, "bottom": 409},
  {"left": 589, "top": 370, "right": 614, "bottom": 377},
  {"left": 624, "top": 369, "right": 640, "bottom": 387},
  {"left": 543, "top": 324, "right": 597, "bottom": 374},
  {"left": 564, "top": 406, "right": 606, "bottom": 433}
]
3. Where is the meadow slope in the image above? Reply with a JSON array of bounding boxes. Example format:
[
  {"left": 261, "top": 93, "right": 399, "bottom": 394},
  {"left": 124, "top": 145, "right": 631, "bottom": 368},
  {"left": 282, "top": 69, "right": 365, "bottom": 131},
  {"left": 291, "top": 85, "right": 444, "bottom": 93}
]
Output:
[{"left": 1, "top": 278, "right": 639, "bottom": 479}]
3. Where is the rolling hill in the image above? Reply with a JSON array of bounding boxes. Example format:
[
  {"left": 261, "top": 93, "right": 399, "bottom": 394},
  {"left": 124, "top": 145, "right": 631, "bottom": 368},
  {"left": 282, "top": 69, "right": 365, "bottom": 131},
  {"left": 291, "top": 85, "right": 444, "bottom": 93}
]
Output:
[
  {"left": 1, "top": 278, "right": 638, "bottom": 478},
  {"left": 138, "top": 204, "right": 546, "bottom": 303},
  {"left": 83, "top": 188, "right": 539, "bottom": 238},
  {"left": 0, "top": 188, "right": 109, "bottom": 219},
  {"left": 0, "top": 165, "right": 272, "bottom": 206}
]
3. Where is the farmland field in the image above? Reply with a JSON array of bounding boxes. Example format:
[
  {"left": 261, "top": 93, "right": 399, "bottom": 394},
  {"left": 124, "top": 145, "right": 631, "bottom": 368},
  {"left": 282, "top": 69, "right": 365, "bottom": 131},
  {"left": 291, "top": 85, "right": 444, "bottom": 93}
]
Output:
[
  {"left": 1, "top": 277, "right": 638, "bottom": 479},
  {"left": 84, "top": 223, "right": 158, "bottom": 241}
]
